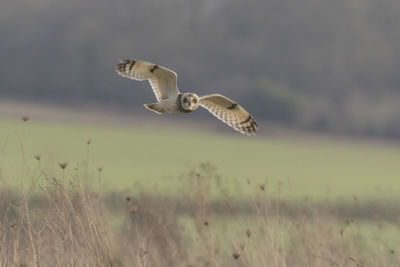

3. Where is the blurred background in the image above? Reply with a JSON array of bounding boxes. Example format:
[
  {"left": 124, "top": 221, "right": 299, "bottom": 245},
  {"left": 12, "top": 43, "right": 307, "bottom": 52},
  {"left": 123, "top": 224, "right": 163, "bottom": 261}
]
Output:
[
  {"left": 1, "top": 0, "right": 400, "bottom": 138},
  {"left": 2, "top": 1, "right": 400, "bottom": 265}
]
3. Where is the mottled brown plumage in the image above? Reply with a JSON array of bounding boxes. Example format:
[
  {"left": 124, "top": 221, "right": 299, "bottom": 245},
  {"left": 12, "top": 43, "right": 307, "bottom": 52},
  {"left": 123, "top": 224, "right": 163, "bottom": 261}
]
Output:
[{"left": 116, "top": 59, "right": 258, "bottom": 135}]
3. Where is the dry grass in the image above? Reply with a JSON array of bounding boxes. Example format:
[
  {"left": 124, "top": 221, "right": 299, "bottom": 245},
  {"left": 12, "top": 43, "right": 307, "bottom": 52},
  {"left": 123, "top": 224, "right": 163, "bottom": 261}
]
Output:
[
  {"left": 0, "top": 176, "right": 117, "bottom": 267},
  {"left": 0, "top": 163, "right": 400, "bottom": 267}
]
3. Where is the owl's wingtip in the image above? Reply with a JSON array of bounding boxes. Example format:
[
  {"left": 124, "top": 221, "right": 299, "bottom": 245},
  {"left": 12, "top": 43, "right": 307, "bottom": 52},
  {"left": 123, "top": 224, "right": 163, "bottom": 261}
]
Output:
[
  {"left": 237, "top": 115, "right": 258, "bottom": 136},
  {"left": 118, "top": 59, "right": 130, "bottom": 63}
]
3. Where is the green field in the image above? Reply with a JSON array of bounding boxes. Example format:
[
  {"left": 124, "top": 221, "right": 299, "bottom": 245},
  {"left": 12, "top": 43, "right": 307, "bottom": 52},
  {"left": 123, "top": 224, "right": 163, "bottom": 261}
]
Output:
[
  {"left": 1, "top": 118, "right": 399, "bottom": 200},
  {"left": 2, "top": 117, "right": 400, "bottom": 266}
]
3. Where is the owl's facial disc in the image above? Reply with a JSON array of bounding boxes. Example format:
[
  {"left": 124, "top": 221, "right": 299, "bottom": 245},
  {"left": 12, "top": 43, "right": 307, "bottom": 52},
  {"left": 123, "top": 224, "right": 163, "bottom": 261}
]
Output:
[{"left": 181, "top": 93, "right": 200, "bottom": 111}]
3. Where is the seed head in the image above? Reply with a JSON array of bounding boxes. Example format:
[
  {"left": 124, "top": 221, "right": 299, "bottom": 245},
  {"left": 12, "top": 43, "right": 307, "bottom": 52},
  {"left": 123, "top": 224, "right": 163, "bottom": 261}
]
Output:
[
  {"left": 126, "top": 196, "right": 131, "bottom": 202},
  {"left": 87, "top": 139, "right": 92, "bottom": 145},
  {"left": 232, "top": 252, "right": 240, "bottom": 260},
  {"left": 21, "top": 116, "right": 30, "bottom": 122},
  {"left": 34, "top": 154, "right": 41, "bottom": 161},
  {"left": 58, "top": 162, "right": 68, "bottom": 170},
  {"left": 246, "top": 229, "right": 251, "bottom": 238},
  {"left": 97, "top": 166, "right": 103, "bottom": 172},
  {"left": 130, "top": 205, "right": 138, "bottom": 214},
  {"left": 204, "top": 221, "right": 209, "bottom": 226},
  {"left": 260, "top": 184, "right": 265, "bottom": 190}
]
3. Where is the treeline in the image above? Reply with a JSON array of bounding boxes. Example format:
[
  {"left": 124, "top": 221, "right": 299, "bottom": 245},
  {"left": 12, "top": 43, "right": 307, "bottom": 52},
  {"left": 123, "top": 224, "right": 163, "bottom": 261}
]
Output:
[{"left": 1, "top": 0, "right": 400, "bottom": 137}]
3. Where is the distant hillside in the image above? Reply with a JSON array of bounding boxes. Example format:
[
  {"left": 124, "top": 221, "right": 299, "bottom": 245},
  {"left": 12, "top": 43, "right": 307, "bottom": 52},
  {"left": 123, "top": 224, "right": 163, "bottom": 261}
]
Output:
[{"left": 1, "top": 0, "right": 400, "bottom": 138}]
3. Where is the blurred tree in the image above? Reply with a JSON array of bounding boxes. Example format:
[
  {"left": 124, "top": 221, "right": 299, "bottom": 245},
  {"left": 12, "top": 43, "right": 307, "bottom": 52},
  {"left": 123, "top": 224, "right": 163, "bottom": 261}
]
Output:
[{"left": 1, "top": 0, "right": 400, "bottom": 138}]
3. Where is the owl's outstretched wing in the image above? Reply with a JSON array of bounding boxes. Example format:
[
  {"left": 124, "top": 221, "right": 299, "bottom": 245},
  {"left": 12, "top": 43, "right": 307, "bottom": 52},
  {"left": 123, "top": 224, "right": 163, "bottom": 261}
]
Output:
[
  {"left": 116, "top": 59, "right": 180, "bottom": 101},
  {"left": 199, "top": 94, "right": 258, "bottom": 135}
]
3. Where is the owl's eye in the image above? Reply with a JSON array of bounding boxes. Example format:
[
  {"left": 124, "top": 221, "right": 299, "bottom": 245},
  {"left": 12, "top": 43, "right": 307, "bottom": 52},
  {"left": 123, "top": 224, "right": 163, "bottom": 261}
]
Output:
[
  {"left": 183, "top": 98, "right": 188, "bottom": 103},
  {"left": 192, "top": 99, "right": 197, "bottom": 104}
]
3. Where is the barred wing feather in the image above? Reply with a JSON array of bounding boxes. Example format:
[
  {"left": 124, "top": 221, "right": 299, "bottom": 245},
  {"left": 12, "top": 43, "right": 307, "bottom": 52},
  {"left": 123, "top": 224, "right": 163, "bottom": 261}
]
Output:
[
  {"left": 116, "top": 59, "right": 179, "bottom": 101},
  {"left": 199, "top": 94, "right": 258, "bottom": 135}
]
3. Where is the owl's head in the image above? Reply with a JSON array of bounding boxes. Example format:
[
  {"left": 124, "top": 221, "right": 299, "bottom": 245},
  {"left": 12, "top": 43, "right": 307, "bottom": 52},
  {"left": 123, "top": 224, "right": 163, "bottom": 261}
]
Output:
[{"left": 181, "top": 93, "right": 200, "bottom": 111}]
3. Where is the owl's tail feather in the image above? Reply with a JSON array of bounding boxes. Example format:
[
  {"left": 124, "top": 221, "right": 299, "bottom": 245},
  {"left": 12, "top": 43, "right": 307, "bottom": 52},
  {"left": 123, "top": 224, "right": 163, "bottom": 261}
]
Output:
[{"left": 144, "top": 103, "right": 163, "bottom": 114}]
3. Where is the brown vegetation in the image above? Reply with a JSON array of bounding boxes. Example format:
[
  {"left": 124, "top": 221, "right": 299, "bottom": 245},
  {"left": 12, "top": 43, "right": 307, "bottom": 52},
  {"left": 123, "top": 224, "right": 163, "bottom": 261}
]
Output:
[{"left": 1, "top": 163, "right": 400, "bottom": 267}]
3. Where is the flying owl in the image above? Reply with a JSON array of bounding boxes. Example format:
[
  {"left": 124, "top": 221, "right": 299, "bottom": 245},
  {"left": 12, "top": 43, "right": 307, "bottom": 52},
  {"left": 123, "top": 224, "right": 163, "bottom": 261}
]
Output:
[{"left": 116, "top": 59, "right": 258, "bottom": 135}]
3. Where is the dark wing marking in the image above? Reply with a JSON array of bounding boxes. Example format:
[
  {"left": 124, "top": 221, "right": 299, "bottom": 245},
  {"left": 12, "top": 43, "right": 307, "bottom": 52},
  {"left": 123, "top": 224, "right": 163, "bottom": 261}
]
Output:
[
  {"left": 199, "top": 94, "right": 258, "bottom": 135},
  {"left": 116, "top": 59, "right": 179, "bottom": 101}
]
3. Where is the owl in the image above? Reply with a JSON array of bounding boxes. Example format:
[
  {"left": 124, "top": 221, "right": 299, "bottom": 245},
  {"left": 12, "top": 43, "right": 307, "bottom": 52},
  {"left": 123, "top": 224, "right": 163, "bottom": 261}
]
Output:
[{"left": 116, "top": 59, "right": 258, "bottom": 135}]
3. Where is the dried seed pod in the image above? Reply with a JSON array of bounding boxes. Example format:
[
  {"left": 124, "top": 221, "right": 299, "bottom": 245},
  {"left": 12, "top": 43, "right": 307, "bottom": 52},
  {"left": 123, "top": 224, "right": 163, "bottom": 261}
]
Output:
[
  {"left": 22, "top": 116, "right": 30, "bottom": 122},
  {"left": 246, "top": 229, "right": 251, "bottom": 238},
  {"left": 232, "top": 252, "right": 240, "bottom": 260},
  {"left": 58, "top": 162, "right": 68, "bottom": 170},
  {"left": 130, "top": 205, "right": 139, "bottom": 214}
]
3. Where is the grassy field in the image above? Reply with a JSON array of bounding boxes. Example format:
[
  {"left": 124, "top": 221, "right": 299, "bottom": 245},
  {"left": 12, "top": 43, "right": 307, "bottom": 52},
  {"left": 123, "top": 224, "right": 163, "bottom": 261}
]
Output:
[
  {"left": 2, "top": 156, "right": 400, "bottom": 266},
  {"left": 2, "top": 116, "right": 400, "bottom": 266},
  {"left": 1, "top": 117, "right": 400, "bottom": 200}
]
